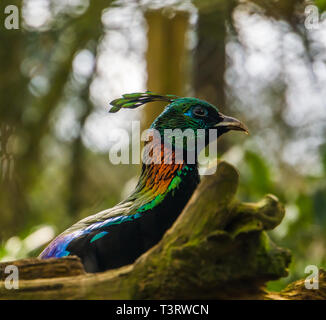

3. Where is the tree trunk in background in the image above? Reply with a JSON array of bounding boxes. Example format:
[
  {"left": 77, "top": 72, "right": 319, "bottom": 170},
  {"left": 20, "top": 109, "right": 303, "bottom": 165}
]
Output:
[
  {"left": 67, "top": 63, "right": 96, "bottom": 220},
  {"left": 193, "top": 1, "right": 236, "bottom": 109},
  {"left": 193, "top": 1, "right": 236, "bottom": 154},
  {"left": 0, "top": 0, "right": 29, "bottom": 240},
  {"left": 144, "top": 10, "right": 189, "bottom": 130}
]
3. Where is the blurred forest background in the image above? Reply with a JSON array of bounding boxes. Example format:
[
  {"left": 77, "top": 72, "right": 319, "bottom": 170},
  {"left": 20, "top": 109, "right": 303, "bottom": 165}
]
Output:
[{"left": 1, "top": 0, "right": 326, "bottom": 291}]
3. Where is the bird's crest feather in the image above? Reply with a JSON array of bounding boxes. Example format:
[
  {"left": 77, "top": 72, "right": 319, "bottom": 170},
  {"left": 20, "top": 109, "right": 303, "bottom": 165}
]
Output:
[{"left": 109, "top": 91, "right": 179, "bottom": 113}]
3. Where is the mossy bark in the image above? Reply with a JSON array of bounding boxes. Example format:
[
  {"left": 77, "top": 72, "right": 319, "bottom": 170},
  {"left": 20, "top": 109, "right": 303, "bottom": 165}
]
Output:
[{"left": 0, "top": 161, "right": 324, "bottom": 299}]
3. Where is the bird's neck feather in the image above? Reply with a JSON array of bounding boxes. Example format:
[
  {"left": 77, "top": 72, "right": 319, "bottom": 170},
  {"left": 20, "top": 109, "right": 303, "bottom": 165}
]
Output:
[{"left": 128, "top": 142, "right": 199, "bottom": 210}]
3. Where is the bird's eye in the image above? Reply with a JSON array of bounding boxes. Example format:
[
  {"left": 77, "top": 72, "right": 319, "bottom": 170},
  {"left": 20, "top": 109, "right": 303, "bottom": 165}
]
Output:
[{"left": 192, "top": 106, "right": 208, "bottom": 117}]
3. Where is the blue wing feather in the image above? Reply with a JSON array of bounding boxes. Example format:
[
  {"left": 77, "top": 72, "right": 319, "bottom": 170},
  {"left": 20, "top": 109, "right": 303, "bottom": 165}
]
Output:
[{"left": 40, "top": 211, "right": 144, "bottom": 259}]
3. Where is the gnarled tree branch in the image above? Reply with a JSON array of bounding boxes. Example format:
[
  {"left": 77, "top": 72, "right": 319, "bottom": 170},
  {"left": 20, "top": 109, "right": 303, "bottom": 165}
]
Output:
[{"left": 0, "top": 161, "right": 324, "bottom": 299}]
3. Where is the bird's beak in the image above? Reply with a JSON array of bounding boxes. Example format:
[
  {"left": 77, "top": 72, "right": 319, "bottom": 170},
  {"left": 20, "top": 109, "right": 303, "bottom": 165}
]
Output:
[{"left": 214, "top": 114, "right": 249, "bottom": 134}]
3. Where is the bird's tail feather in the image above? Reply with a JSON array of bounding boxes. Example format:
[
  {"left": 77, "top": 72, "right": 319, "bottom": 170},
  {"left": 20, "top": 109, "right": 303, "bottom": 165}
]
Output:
[{"left": 109, "top": 91, "right": 179, "bottom": 113}]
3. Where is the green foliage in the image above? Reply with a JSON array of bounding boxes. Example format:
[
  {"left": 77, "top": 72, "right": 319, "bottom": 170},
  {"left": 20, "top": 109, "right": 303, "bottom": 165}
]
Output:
[
  {"left": 315, "top": 0, "right": 326, "bottom": 11},
  {"left": 243, "top": 150, "right": 274, "bottom": 197}
]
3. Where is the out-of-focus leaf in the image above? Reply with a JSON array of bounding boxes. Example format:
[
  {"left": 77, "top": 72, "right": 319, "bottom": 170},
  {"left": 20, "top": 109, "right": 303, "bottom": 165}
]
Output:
[
  {"left": 315, "top": 0, "right": 326, "bottom": 12},
  {"left": 244, "top": 150, "right": 273, "bottom": 195}
]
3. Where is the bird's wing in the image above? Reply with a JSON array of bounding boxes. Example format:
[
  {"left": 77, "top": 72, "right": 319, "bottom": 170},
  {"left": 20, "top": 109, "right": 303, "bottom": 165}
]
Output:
[
  {"left": 64, "top": 200, "right": 135, "bottom": 234},
  {"left": 39, "top": 201, "right": 135, "bottom": 259}
]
